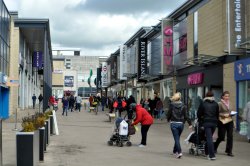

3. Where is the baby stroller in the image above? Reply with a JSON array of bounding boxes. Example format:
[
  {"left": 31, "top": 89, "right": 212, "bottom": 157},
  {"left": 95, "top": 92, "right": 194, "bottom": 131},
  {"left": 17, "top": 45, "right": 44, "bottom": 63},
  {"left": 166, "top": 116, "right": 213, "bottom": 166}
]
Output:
[
  {"left": 107, "top": 116, "right": 135, "bottom": 147},
  {"left": 186, "top": 120, "right": 206, "bottom": 156}
]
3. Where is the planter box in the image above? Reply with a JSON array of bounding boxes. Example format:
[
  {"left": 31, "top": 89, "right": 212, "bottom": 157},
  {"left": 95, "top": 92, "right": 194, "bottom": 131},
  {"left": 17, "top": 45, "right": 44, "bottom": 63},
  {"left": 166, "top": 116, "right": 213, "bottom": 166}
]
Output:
[
  {"left": 16, "top": 130, "right": 39, "bottom": 166},
  {"left": 49, "top": 115, "right": 54, "bottom": 135},
  {"left": 39, "top": 127, "right": 45, "bottom": 161}
]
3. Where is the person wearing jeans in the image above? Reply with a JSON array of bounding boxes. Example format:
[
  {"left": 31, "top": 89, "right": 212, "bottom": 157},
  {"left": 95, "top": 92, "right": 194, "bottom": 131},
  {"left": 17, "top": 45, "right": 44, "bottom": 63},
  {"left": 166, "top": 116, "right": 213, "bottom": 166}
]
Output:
[
  {"left": 167, "top": 92, "right": 192, "bottom": 159},
  {"left": 131, "top": 104, "right": 153, "bottom": 147},
  {"left": 197, "top": 91, "right": 219, "bottom": 160},
  {"left": 62, "top": 95, "right": 69, "bottom": 116},
  {"left": 170, "top": 122, "right": 184, "bottom": 155}
]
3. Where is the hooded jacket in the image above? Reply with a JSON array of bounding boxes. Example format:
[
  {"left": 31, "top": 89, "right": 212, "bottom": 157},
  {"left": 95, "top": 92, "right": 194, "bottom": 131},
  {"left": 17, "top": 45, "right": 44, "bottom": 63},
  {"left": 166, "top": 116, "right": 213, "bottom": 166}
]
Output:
[
  {"left": 132, "top": 105, "right": 153, "bottom": 126},
  {"left": 167, "top": 101, "right": 191, "bottom": 125},
  {"left": 197, "top": 97, "right": 219, "bottom": 125}
]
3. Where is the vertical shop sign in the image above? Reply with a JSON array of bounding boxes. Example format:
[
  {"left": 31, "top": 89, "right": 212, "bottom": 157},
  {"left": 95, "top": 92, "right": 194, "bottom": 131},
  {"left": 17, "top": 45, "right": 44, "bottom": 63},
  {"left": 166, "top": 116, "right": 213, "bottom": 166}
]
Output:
[
  {"left": 96, "top": 67, "right": 102, "bottom": 89},
  {"left": 119, "top": 45, "right": 127, "bottom": 80},
  {"left": 33, "top": 51, "right": 43, "bottom": 68},
  {"left": 228, "top": 0, "right": 245, "bottom": 54},
  {"left": 137, "top": 38, "right": 147, "bottom": 80},
  {"left": 102, "top": 62, "right": 108, "bottom": 87},
  {"left": 162, "top": 19, "right": 173, "bottom": 74}
]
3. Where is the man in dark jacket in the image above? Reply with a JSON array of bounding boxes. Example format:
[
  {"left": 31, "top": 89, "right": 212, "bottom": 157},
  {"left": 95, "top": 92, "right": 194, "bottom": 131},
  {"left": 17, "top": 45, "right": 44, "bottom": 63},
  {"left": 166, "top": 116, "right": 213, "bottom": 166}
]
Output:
[
  {"left": 101, "top": 94, "right": 107, "bottom": 111},
  {"left": 197, "top": 91, "right": 219, "bottom": 160},
  {"left": 69, "top": 95, "right": 75, "bottom": 112},
  {"left": 32, "top": 94, "right": 36, "bottom": 109}
]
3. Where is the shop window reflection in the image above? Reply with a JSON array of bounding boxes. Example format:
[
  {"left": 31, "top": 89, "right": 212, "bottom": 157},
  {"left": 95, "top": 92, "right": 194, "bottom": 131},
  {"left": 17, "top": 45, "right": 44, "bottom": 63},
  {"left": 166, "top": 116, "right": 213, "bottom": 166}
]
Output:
[
  {"left": 188, "top": 87, "right": 203, "bottom": 121},
  {"left": 239, "top": 81, "right": 250, "bottom": 121}
]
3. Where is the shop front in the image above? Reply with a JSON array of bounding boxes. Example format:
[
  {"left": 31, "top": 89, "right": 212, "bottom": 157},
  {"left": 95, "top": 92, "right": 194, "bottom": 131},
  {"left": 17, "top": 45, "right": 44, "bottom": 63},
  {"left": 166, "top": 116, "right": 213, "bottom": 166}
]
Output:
[
  {"left": 176, "top": 65, "right": 223, "bottom": 121},
  {"left": 235, "top": 58, "right": 250, "bottom": 130}
]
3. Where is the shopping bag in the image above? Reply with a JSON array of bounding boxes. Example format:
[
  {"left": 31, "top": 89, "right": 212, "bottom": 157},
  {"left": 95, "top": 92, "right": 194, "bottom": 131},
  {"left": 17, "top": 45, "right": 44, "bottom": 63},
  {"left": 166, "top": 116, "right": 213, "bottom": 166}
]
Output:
[
  {"left": 122, "top": 100, "right": 127, "bottom": 108},
  {"left": 113, "top": 101, "right": 118, "bottom": 108},
  {"left": 239, "top": 121, "right": 248, "bottom": 136},
  {"left": 128, "top": 125, "right": 136, "bottom": 135}
]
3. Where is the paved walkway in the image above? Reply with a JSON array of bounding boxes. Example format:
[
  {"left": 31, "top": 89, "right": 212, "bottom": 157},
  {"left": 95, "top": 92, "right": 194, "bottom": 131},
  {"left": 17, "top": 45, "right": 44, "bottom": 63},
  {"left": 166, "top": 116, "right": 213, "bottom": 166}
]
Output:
[{"left": 2, "top": 106, "right": 250, "bottom": 166}]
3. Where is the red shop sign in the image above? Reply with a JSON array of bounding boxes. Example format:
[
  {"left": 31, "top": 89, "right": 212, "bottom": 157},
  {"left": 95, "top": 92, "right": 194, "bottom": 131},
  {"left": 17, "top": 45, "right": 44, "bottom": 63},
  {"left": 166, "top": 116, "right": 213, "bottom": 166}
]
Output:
[{"left": 187, "top": 73, "right": 204, "bottom": 85}]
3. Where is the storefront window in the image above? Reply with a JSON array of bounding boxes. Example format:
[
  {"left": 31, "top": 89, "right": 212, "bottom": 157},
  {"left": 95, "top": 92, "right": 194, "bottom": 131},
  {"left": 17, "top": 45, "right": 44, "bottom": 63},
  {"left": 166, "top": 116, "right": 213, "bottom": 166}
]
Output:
[
  {"left": 238, "top": 81, "right": 250, "bottom": 120},
  {"left": 188, "top": 87, "right": 203, "bottom": 121}
]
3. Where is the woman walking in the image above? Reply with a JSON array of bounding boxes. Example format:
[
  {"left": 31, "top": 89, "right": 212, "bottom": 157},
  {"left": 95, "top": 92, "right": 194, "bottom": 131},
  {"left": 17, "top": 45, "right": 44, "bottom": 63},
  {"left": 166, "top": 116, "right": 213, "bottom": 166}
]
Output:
[
  {"left": 167, "top": 92, "right": 192, "bottom": 159},
  {"left": 214, "top": 91, "right": 234, "bottom": 157},
  {"left": 197, "top": 91, "right": 219, "bottom": 160}
]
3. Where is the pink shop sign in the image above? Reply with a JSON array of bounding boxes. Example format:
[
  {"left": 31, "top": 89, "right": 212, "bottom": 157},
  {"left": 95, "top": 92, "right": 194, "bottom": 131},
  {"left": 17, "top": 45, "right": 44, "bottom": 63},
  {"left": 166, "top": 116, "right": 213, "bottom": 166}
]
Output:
[{"left": 187, "top": 73, "right": 204, "bottom": 85}]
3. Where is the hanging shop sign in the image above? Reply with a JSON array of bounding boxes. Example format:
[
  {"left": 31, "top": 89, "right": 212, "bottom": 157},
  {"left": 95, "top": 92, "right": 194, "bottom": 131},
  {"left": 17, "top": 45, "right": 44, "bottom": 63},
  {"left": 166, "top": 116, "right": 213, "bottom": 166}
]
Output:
[
  {"left": 33, "top": 51, "right": 43, "bottom": 68},
  {"left": 96, "top": 67, "right": 102, "bottom": 89},
  {"left": 119, "top": 45, "right": 127, "bottom": 80},
  {"left": 187, "top": 73, "right": 204, "bottom": 85},
  {"left": 229, "top": 0, "right": 245, "bottom": 54},
  {"left": 102, "top": 62, "right": 108, "bottom": 87},
  {"left": 137, "top": 38, "right": 147, "bottom": 81},
  {"left": 162, "top": 19, "right": 173, "bottom": 74},
  {"left": 235, "top": 58, "right": 250, "bottom": 81}
]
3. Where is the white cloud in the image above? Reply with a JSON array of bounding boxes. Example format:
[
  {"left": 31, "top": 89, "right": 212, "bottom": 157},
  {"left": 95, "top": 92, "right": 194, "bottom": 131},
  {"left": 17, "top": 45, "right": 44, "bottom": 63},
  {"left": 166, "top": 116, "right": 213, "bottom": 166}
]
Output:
[{"left": 5, "top": 0, "right": 187, "bottom": 56}]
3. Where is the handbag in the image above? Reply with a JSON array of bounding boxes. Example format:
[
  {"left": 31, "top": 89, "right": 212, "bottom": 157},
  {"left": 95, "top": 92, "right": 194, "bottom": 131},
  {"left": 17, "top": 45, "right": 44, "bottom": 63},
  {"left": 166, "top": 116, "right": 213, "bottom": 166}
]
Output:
[
  {"left": 128, "top": 125, "right": 136, "bottom": 135},
  {"left": 239, "top": 121, "right": 248, "bottom": 136},
  {"left": 219, "top": 116, "right": 233, "bottom": 124}
]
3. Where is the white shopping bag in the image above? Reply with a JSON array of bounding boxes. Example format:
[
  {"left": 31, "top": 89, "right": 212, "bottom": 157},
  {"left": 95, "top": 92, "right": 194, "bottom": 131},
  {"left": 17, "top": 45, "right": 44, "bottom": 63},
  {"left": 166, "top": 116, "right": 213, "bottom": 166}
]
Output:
[{"left": 119, "top": 120, "right": 128, "bottom": 136}]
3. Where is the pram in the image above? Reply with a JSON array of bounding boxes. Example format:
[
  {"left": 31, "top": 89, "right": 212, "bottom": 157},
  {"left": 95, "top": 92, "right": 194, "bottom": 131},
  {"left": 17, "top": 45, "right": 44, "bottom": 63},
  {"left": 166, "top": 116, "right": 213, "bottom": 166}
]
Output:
[
  {"left": 107, "top": 116, "right": 135, "bottom": 147},
  {"left": 186, "top": 120, "right": 206, "bottom": 156}
]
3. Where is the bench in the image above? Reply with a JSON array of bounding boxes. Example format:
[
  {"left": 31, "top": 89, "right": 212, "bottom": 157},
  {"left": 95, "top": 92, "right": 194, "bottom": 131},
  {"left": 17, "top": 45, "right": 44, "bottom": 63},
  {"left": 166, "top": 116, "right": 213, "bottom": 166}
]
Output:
[{"left": 106, "top": 113, "right": 115, "bottom": 122}]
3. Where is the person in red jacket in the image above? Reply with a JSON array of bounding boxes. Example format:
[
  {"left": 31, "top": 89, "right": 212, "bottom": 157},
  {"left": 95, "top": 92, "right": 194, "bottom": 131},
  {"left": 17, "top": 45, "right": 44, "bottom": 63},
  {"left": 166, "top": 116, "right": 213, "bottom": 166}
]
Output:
[{"left": 131, "top": 104, "right": 153, "bottom": 147}]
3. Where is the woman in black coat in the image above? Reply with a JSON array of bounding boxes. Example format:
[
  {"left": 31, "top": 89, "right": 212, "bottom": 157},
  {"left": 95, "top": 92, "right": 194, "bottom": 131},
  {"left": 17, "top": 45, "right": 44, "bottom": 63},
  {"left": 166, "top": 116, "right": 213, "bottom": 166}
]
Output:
[{"left": 197, "top": 91, "right": 219, "bottom": 160}]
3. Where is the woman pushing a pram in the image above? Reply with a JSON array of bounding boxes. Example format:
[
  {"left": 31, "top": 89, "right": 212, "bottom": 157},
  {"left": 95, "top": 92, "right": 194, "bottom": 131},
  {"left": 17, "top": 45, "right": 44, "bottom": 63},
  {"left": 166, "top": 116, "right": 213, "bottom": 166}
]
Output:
[{"left": 196, "top": 91, "right": 219, "bottom": 160}]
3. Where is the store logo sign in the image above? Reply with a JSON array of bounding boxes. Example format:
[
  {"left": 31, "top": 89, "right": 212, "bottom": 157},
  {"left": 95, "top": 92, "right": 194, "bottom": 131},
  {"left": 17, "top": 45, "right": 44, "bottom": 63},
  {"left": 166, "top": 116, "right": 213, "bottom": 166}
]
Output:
[
  {"left": 235, "top": 58, "right": 250, "bottom": 81},
  {"left": 188, "top": 73, "right": 204, "bottom": 85},
  {"left": 137, "top": 38, "right": 147, "bottom": 80},
  {"left": 163, "top": 26, "right": 173, "bottom": 66}
]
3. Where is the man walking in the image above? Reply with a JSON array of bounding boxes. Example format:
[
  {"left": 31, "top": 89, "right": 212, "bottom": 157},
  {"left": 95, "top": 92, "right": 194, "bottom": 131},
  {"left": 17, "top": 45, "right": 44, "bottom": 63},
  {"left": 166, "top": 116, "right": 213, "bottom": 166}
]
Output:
[
  {"left": 76, "top": 95, "right": 82, "bottom": 112},
  {"left": 38, "top": 94, "right": 43, "bottom": 112},
  {"left": 101, "top": 94, "right": 107, "bottom": 111},
  {"left": 32, "top": 94, "right": 36, "bottom": 109}
]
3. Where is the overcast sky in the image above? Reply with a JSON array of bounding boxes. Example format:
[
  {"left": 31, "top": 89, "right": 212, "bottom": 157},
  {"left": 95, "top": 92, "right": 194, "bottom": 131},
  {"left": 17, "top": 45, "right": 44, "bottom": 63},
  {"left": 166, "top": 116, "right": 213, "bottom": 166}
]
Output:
[{"left": 4, "top": 0, "right": 187, "bottom": 56}]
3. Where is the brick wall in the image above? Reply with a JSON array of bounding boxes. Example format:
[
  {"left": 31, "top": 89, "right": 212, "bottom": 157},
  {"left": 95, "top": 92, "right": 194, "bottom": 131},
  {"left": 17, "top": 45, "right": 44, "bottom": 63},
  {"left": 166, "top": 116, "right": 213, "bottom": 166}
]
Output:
[
  {"left": 198, "top": 0, "right": 227, "bottom": 56},
  {"left": 223, "top": 63, "right": 236, "bottom": 112},
  {"left": 9, "top": 18, "right": 20, "bottom": 115}
]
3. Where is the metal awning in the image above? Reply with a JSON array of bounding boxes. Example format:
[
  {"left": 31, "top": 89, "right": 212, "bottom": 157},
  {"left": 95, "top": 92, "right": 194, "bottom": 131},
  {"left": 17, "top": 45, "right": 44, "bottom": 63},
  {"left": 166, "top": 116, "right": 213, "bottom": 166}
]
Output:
[
  {"left": 139, "top": 74, "right": 158, "bottom": 81},
  {"left": 123, "top": 73, "right": 137, "bottom": 78},
  {"left": 183, "top": 54, "right": 220, "bottom": 66}
]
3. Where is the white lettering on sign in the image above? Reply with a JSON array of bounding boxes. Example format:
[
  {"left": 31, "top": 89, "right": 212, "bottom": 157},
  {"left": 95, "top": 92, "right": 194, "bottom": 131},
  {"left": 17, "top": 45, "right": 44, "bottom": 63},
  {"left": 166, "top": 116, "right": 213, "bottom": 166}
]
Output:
[
  {"left": 234, "top": 0, "right": 242, "bottom": 44},
  {"left": 140, "top": 41, "right": 146, "bottom": 76}
]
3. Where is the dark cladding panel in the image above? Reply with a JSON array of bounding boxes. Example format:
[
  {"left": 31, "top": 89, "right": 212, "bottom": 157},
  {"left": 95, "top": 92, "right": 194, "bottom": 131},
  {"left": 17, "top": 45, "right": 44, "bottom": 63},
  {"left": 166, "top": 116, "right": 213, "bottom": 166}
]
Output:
[{"left": 150, "top": 36, "right": 161, "bottom": 76}]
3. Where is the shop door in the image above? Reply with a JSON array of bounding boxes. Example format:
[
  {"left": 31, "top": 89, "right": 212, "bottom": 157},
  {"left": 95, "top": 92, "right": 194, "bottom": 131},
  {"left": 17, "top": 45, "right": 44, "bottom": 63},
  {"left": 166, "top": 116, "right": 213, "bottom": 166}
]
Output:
[{"left": 0, "top": 87, "right": 9, "bottom": 119}]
